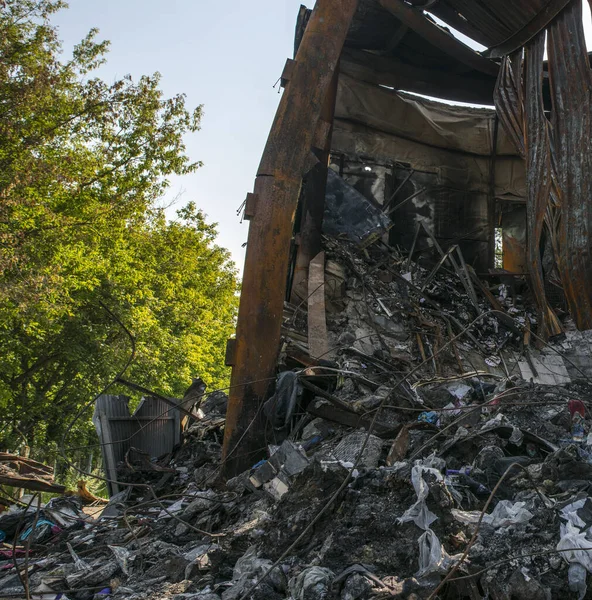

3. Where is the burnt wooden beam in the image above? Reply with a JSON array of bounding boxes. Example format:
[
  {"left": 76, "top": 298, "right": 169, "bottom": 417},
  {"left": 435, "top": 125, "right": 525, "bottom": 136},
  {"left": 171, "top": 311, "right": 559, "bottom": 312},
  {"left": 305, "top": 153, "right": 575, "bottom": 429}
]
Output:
[
  {"left": 0, "top": 474, "right": 66, "bottom": 494},
  {"left": 378, "top": 0, "right": 500, "bottom": 76},
  {"left": 341, "top": 48, "right": 496, "bottom": 105},
  {"left": 221, "top": 0, "right": 360, "bottom": 476}
]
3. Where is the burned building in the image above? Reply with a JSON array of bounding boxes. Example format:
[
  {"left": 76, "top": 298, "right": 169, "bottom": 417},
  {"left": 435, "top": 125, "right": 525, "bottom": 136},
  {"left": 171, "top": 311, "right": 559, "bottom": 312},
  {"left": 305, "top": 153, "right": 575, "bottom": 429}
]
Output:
[
  {"left": 8, "top": 3, "right": 592, "bottom": 600},
  {"left": 223, "top": 0, "right": 592, "bottom": 473}
]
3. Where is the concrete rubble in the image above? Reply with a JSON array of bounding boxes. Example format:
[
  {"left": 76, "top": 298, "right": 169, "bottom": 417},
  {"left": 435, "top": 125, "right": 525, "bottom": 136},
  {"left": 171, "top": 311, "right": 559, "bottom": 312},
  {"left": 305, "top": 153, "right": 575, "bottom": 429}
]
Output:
[{"left": 3, "top": 235, "right": 592, "bottom": 600}]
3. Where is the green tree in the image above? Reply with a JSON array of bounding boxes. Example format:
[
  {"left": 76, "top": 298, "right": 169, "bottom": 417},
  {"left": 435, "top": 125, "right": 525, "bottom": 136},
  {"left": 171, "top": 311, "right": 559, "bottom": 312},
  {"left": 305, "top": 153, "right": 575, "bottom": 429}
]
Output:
[{"left": 0, "top": 0, "right": 239, "bottom": 456}]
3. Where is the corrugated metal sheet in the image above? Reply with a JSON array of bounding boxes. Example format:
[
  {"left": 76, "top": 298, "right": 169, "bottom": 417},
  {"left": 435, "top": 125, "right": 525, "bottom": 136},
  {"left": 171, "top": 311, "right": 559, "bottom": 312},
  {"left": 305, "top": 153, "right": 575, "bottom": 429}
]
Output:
[
  {"left": 93, "top": 394, "right": 181, "bottom": 496},
  {"left": 130, "top": 396, "right": 181, "bottom": 459},
  {"left": 429, "top": 0, "right": 573, "bottom": 53},
  {"left": 494, "top": 0, "right": 592, "bottom": 337}
]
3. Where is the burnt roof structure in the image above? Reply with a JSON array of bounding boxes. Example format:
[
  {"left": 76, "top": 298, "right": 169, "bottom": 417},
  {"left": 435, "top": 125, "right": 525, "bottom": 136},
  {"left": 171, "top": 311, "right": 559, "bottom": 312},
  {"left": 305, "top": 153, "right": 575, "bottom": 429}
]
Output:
[{"left": 222, "top": 0, "right": 592, "bottom": 474}]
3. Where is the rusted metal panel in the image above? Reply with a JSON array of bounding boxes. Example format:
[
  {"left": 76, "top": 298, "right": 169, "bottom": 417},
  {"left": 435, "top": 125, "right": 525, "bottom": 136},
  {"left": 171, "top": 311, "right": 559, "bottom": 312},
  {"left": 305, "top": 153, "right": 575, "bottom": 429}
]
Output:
[
  {"left": 494, "top": 53, "right": 526, "bottom": 160},
  {"left": 377, "top": 0, "right": 499, "bottom": 76},
  {"left": 488, "top": 0, "right": 573, "bottom": 58},
  {"left": 430, "top": 0, "right": 565, "bottom": 50},
  {"left": 221, "top": 0, "right": 360, "bottom": 476},
  {"left": 494, "top": 1, "right": 592, "bottom": 336},
  {"left": 501, "top": 206, "right": 528, "bottom": 273},
  {"left": 494, "top": 38, "right": 563, "bottom": 338},
  {"left": 547, "top": 0, "right": 592, "bottom": 330},
  {"left": 524, "top": 32, "right": 562, "bottom": 337},
  {"left": 94, "top": 394, "right": 181, "bottom": 496}
]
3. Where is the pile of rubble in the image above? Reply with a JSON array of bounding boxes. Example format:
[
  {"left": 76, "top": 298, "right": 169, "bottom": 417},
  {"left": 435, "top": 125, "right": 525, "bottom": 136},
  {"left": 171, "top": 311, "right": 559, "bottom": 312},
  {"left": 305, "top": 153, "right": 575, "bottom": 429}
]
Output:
[{"left": 3, "top": 235, "right": 592, "bottom": 600}]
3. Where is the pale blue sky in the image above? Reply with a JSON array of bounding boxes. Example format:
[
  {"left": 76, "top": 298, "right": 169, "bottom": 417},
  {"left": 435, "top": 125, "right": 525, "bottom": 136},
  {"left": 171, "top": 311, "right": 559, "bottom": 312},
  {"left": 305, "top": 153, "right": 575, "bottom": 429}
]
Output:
[{"left": 54, "top": 0, "right": 306, "bottom": 270}]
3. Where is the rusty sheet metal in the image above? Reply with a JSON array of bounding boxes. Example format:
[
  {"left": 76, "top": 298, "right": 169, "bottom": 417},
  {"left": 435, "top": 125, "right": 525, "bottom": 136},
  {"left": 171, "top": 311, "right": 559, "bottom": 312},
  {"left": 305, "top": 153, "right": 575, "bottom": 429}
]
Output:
[
  {"left": 494, "top": 53, "right": 525, "bottom": 160},
  {"left": 501, "top": 206, "right": 527, "bottom": 273},
  {"left": 547, "top": 0, "right": 592, "bottom": 330},
  {"left": 495, "top": 40, "right": 563, "bottom": 338},
  {"left": 93, "top": 394, "right": 181, "bottom": 496},
  {"left": 488, "top": 0, "right": 573, "bottom": 58},
  {"left": 524, "top": 33, "right": 562, "bottom": 338},
  {"left": 495, "top": 0, "right": 592, "bottom": 336},
  {"left": 429, "top": 0, "right": 572, "bottom": 51},
  {"left": 222, "top": 0, "right": 360, "bottom": 476},
  {"left": 377, "top": 0, "right": 499, "bottom": 76}
]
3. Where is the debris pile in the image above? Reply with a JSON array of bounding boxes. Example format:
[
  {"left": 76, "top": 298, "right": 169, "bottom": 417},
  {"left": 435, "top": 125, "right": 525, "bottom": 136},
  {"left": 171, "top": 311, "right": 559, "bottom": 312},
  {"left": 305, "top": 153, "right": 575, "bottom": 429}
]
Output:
[
  {"left": 0, "top": 454, "right": 66, "bottom": 495},
  {"left": 3, "top": 235, "right": 592, "bottom": 600}
]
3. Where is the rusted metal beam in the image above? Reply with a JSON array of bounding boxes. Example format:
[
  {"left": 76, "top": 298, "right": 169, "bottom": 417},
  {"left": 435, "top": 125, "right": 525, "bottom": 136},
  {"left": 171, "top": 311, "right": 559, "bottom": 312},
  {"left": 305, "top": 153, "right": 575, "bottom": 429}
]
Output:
[
  {"left": 547, "top": 0, "right": 592, "bottom": 330},
  {"left": 487, "top": 0, "right": 573, "bottom": 59},
  {"left": 523, "top": 33, "right": 563, "bottom": 338},
  {"left": 377, "top": 0, "right": 500, "bottom": 76},
  {"left": 222, "top": 0, "right": 359, "bottom": 476},
  {"left": 290, "top": 67, "right": 339, "bottom": 304}
]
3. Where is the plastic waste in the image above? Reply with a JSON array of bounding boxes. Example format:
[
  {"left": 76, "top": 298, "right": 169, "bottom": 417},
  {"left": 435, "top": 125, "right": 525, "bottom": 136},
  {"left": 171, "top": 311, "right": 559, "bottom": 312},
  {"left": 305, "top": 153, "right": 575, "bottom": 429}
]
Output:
[
  {"left": 568, "top": 563, "right": 587, "bottom": 600},
  {"left": 557, "top": 522, "right": 592, "bottom": 572},
  {"left": 109, "top": 545, "right": 131, "bottom": 576},
  {"left": 559, "top": 499, "right": 589, "bottom": 529},
  {"left": 20, "top": 518, "right": 57, "bottom": 543},
  {"left": 557, "top": 499, "right": 592, "bottom": 600},
  {"left": 289, "top": 566, "right": 334, "bottom": 600},
  {"left": 66, "top": 542, "right": 91, "bottom": 572},
  {"left": 447, "top": 383, "right": 472, "bottom": 401},
  {"left": 232, "top": 546, "right": 273, "bottom": 581},
  {"left": 569, "top": 400, "right": 587, "bottom": 443},
  {"left": 398, "top": 465, "right": 443, "bottom": 530},
  {"left": 222, "top": 546, "right": 284, "bottom": 600},
  {"left": 417, "top": 529, "right": 463, "bottom": 577},
  {"left": 418, "top": 411, "right": 439, "bottom": 425},
  {"left": 0, "top": 530, "right": 5, "bottom": 543},
  {"left": 572, "top": 413, "right": 586, "bottom": 443},
  {"left": 263, "top": 370, "right": 303, "bottom": 430},
  {"left": 509, "top": 426, "right": 524, "bottom": 446},
  {"left": 451, "top": 500, "right": 533, "bottom": 528}
]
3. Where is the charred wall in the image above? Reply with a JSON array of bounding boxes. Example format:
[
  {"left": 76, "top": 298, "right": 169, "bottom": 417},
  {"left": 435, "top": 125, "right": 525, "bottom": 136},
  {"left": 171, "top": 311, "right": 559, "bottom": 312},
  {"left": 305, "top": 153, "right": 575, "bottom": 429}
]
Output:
[{"left": 330, "top": 74, "right": 527, "bottom": 273}]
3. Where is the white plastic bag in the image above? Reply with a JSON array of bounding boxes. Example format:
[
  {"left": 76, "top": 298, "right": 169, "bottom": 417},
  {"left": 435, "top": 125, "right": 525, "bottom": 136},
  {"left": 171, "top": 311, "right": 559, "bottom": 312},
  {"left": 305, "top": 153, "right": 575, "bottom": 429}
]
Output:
[
  {"left": 452, "top": 500, "right": 533, "bottom": 528},
  {"left": 557, "top": 522, "right": 592, "bottom": 573},
  {"left": 568, "top": 563, "right": 587, "bottom": 600},
  {"left": 398, "top": 466, "right": 442, "bottom": 530},
  {"left": 417, "top": 529, "right": 463, "bottom": 577}
]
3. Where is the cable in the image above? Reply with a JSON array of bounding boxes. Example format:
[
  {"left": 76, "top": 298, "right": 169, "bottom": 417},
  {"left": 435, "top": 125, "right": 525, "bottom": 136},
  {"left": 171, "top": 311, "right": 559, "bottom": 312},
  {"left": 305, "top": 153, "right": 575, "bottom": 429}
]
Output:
[{"left": 427, "top": 462, "right": 550, "bottom": 600}]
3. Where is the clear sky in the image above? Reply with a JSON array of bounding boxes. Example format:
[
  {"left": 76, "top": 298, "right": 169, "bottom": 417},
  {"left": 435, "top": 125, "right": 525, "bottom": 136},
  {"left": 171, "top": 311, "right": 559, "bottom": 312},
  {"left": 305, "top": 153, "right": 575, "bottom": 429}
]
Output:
[
  {"left": 53, "top": 1, "right": 592, "bottom": 272},
  {"left": 53, "top": 0, "right": 307, "bottom": 271}
]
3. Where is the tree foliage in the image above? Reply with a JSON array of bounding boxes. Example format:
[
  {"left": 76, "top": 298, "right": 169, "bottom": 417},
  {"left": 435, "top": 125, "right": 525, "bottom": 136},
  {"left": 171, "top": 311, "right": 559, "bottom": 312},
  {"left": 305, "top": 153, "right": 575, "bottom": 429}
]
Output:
[{"left": 0, "top": 0, "right": 239, "bottom": 454}]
